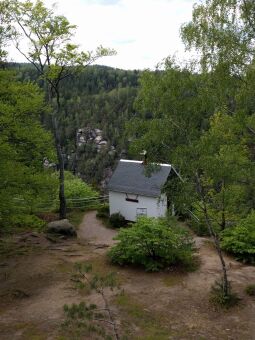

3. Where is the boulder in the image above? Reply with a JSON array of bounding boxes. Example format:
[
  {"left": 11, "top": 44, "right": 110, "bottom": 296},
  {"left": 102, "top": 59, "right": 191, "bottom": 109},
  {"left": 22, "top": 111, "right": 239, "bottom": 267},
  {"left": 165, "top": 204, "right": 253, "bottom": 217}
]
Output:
[{"left": 46, "top": 219, "right": 77, "bottom": 237}]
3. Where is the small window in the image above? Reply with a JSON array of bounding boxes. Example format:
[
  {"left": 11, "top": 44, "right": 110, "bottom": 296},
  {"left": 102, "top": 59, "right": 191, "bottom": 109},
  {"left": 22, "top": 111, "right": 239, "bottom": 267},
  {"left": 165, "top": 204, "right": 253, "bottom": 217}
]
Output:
[
  {"left": 126, "top": 198, "right": 139, "bottom": 203},
  {"left": 136, "top": 208, "right": 147, "bottom": 217},
  {"left": 126, "top": 194, "right": 139, "bottom": 203}
]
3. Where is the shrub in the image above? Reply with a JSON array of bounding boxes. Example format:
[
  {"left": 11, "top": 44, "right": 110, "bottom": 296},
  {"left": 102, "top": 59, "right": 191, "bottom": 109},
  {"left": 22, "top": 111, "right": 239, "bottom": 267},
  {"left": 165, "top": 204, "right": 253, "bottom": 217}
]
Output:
[
  {"left": 96, "top": 204, "right": 110, "bottom": 219},
  {"left": 210, "top": 279, "right": 239, "bottom": 308},
  {"left": 221, "top": 211, "right": 255, "bottom": 264},
  {"left": 245, "top": 284, "right": 255, "bottom": 296},
  {"left": 109, "top": 212, "right": 126, "bottom": 228},
  {"left": 108, "top": 217, "right": 194, "bottom": 271},
  {"left": 56, "top": 171, "right": 99, "bottom": 209},
  {"left": 9, "top": 214, "right": 46, "bottom": 231}
]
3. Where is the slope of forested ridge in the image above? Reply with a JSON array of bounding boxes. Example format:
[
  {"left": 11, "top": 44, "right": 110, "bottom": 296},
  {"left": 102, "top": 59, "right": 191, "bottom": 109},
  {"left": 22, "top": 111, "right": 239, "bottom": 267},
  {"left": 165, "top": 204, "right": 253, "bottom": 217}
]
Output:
[{"left": 10, "top": 63, "right": 141, "bottom": 187}]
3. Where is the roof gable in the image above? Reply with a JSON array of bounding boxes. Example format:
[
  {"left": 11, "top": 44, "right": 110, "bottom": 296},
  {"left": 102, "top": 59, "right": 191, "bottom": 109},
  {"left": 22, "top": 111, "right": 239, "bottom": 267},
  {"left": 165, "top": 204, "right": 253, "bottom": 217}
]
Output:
[{"left": 107, "top": 160, "right": 171, "bottom": 197}]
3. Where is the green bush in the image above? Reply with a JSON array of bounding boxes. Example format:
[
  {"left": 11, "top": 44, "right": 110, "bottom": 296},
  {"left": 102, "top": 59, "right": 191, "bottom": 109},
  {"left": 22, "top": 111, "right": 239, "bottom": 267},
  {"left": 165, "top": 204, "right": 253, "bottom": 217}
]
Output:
[
  {"left": 245, "top": 284, "right": 255, "bottom": 296},
  {"left": 96, "top": 204, "right": 110, "bottom": 219},
  {"left": 108, "top": 217, "right": 194, "bottom": 271},
  {"left": 109, "top": 212, "right": 126, "bottom": 228},
  {"left": 9, "top": 214, "right": 46, "bottom": 231},
  {"left": 56, "top": 171, "right": 99, "bottom": 209},
  {"left": 221, "top": 212, "right": 255, "bottom": 264}
]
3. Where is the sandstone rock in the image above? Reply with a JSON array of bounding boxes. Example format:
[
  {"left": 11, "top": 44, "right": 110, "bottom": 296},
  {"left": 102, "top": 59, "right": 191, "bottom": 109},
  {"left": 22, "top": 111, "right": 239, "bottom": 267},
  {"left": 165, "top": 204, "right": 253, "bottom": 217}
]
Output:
[{"left": 46, "top": 219, "right": 77, "bottom": 237}]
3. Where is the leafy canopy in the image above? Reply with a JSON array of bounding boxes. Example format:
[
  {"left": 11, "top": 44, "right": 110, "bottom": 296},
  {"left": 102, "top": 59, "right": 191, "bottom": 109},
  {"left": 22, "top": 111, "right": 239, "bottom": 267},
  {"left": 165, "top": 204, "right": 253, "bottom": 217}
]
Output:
[
  {"left": 0, "top": 70, "right": 57, "bottom": 229},
  {"left": 181, "top": 0, "right": 255, "bottom": 73},
  {"left": 221, "top": 211, "right": 255, "bottom": 264}
]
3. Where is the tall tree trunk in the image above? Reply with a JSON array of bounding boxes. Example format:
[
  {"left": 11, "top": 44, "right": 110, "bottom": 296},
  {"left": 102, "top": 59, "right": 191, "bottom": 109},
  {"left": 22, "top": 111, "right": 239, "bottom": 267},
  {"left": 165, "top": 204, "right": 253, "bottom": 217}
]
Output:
[
  {"left": 46, "top": 83, "right": 67, "bottom": 219},
  {"left": 52, "top": 116, "right": 66, "bottom": 219},
  {"left": 221, "top": 180, "right": 226, "bottom": 230},
  {"left": 196, "top": 173, "right": 229, "bottom": 296},
  {"left": 202, "top": 201, "right": 229, "bottom": 296}
]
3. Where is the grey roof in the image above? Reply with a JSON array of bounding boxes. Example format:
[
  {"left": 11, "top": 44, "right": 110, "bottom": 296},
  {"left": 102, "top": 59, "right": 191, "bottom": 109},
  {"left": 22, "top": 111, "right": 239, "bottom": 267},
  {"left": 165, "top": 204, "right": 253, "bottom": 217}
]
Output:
[{"left": 107, "top": 160, "right": 171, "bottom": 197}]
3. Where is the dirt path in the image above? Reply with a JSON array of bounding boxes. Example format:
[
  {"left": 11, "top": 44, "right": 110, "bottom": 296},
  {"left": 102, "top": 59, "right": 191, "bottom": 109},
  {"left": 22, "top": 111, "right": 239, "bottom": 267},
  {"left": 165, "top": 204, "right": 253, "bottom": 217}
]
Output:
[
  {"left": 0, "top": 212, "right": 254, "bottom": 339},
  {"left": 78, "top": 210, "right": 117, "bottom": 246}
]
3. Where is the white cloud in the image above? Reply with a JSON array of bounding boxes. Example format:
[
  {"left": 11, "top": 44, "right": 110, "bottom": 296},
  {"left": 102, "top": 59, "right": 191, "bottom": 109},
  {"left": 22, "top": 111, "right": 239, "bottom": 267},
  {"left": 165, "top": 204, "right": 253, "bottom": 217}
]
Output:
[{"left": 7, "top": 0, "right": 196, "bottom": 70}]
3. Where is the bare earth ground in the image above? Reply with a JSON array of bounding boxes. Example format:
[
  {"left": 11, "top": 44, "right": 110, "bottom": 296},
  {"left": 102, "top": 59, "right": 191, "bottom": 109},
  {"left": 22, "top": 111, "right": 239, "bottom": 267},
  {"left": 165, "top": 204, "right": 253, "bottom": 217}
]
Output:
[{"left": 0, "top": 210, "right": 254, "bottom": 339}]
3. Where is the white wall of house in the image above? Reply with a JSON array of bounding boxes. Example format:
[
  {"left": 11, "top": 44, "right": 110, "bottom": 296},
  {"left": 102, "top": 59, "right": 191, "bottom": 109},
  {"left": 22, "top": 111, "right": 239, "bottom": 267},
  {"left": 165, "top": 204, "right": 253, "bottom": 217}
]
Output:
[{"left": 109, "top": 191, "right": 167, "bottom": 222}]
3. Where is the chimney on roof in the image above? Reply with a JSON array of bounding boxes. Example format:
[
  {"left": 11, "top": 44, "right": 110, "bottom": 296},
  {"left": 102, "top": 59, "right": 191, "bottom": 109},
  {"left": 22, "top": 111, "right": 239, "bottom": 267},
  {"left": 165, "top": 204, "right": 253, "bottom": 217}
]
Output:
[{"left": 140, "top": 150, "right": 147, "bottom": 165}]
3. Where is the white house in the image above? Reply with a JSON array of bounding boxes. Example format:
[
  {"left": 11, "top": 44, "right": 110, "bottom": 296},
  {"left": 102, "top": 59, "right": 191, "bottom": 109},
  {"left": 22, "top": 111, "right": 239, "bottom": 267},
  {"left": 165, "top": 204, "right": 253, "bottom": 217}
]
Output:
[{"left": 107, "top": 159, "right": 172, "bottom": 222}]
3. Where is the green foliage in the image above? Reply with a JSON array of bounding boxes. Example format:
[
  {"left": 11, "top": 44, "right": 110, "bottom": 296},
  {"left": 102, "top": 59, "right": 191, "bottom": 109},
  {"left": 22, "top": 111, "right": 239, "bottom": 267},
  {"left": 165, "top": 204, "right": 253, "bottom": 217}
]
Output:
[
  {"left": 62, "top": 171, "right": 99, "bottom": 209},
  {"left": 221, "top": 212, "right": 255, "bottom": 264},
  {"left": 108, "top": 217, "right": 194, "bottom": 271},
  {"left": 245, "top": 284, "right": 255, "bottom": 296},
  {"left": 0, "top": 1, "right": 12, "bottom": 62},
  {"left": 115, "top": 292, "right": 170, "bottom": 339},
  {"left": 8, "top": 214, "right": 46, "bottom": 232},
  {"left": 181, "top": 0, "right": 255, "bottom": 73},
  {"left": 210, "top": 279, "right": 239, "bottom": 308},
  {"left": 109, "top": 213, "right": 126, "bottom": 228},
  {"left": 128, "top": 63, "right": 210, "bottom": 166},
  {"left": 96, "top": 204, "right": 110, "bottom": 219},
  {"left": 62, "top": 302, "right": 112, "bottom": 340},
  {"left": 0, "top": 70, "right": 57, "bottom": 230},
  {"left": 63, "top": 302, "right": 97, "bottom": 320},
  {"left": 130, "top": 71, "right": 255, "bottom": 230}
]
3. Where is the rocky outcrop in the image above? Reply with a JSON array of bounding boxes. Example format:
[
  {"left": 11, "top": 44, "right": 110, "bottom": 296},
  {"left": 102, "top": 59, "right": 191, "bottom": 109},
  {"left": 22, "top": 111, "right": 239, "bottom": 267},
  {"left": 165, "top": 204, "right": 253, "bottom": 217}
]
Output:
[
  {"left": 76, "top": 127, "right": 112, "bottom": 153},
  {"left": 46, "top": 219, "right": 77, "bottom": 237}
]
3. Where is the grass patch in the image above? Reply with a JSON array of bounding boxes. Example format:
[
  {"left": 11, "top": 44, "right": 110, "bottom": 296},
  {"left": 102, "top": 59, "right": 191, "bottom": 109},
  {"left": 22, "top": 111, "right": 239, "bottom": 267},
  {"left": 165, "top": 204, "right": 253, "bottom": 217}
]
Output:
[
  {"left": 10, "top": 322, "right": 47, "bottom": 340},
  {"left": 162, "top": 273, "right": 184, "bottom": 287},
  {"left": 245, "top": 284, "right": 255, "bottom": 296},
  {"left": 0, "top": 237, "right": 32, "bottom": 259},
  {"left": 56, "top": 261, "right": 74, "bottom": 274},
  {"left": 114, "top": 293, "right": 170, "bottom": 339}
]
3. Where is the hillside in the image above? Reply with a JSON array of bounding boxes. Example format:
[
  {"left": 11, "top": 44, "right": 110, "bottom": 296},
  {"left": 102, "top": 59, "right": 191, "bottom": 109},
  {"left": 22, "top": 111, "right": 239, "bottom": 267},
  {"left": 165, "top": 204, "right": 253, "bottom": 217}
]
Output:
[{"left": 11, "top": 63, "right": 141, "bottom": 188}]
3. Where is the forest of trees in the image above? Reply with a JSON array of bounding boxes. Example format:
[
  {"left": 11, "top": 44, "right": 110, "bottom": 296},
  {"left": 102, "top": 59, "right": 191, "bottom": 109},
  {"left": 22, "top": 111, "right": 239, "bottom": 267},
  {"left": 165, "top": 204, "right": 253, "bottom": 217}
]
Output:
[{"left": 13, "top": 63, "right": 140, "bottom": 185}]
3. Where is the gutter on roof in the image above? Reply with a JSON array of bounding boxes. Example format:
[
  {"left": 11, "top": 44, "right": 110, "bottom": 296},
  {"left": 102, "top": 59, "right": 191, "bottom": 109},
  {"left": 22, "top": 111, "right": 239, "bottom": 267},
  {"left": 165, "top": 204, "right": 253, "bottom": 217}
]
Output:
[
  {"left": 119, "top": 159, "right": 171, "bottom": 167},
  {"left": 108, "top": 189, "right": 161, "bottom": 198}
]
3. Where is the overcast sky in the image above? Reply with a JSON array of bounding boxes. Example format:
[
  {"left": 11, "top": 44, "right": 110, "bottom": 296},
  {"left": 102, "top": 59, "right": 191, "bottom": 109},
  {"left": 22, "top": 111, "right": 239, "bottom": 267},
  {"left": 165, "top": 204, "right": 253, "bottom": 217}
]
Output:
[{"left": 8, "top": 0, "right": 197, "bottom": 70}]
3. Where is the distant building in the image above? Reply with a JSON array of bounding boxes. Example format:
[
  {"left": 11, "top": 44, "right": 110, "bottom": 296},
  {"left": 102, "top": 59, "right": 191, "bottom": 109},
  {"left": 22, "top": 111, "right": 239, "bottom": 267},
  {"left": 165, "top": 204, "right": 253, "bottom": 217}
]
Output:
[{"left": 107, "top": 159, "right": 172, "bottom": 221}]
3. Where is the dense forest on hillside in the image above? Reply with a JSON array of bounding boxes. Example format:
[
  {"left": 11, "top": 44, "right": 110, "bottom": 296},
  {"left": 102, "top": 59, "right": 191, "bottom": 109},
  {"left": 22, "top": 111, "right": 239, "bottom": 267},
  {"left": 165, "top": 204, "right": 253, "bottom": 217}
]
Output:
[{"left": 12, "top": 63, "right": 141, "bottom": 186}]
